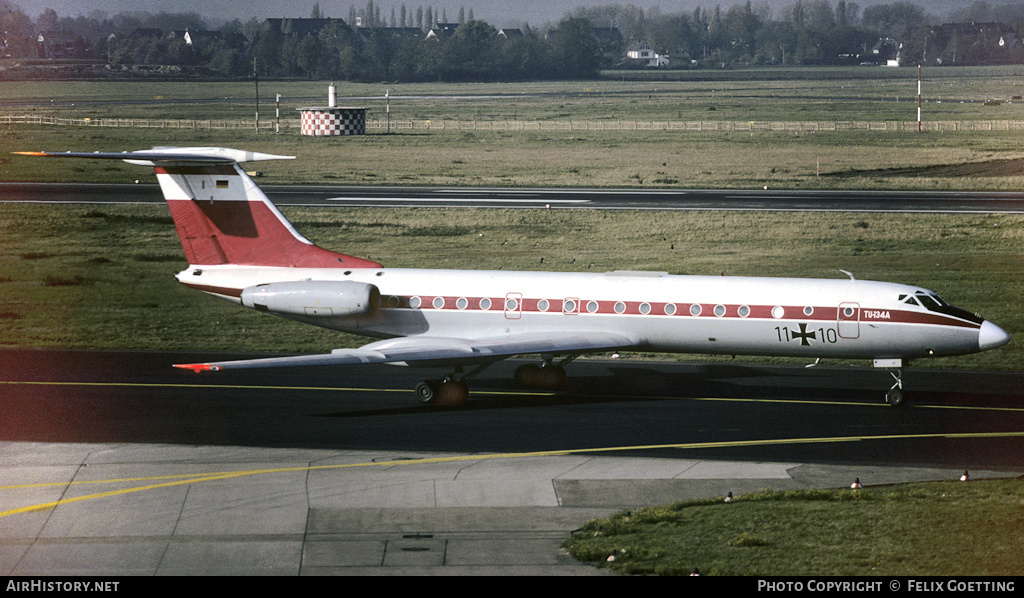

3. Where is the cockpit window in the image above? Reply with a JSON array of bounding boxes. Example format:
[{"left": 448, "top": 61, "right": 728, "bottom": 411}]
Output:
[
  {"left": 915, "top": 292, "right": 943, "bottom": 311},
  {"left": 913, "top": 291, "right": 983, "bottom": 324}
]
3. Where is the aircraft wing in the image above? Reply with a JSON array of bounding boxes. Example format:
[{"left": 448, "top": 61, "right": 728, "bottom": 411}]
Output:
[{"left": 174, "top": 332, "right": 639, "bottom": 372}]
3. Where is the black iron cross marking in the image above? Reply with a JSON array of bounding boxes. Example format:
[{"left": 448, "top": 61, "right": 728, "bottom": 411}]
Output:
[{"left": 791, "top": 323, "right": 817, "bottom": 346}]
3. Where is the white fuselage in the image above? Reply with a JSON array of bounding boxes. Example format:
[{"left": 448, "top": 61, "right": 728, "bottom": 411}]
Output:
[{"left": 179, "top": 265, "right": 993, "bottom": 361}]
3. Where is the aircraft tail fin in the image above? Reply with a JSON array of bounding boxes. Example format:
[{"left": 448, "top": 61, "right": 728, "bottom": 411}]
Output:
[{"left": 16, "top": 148, "right": 381, "bottom": 269}]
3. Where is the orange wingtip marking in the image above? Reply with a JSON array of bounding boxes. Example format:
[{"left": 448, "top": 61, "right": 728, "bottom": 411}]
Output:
[
  {"left": 13, "top": 152, "right": 50, "bottom": 156},
  {"left": 174, "top": 363, "right": 220, "bottom": 372}
]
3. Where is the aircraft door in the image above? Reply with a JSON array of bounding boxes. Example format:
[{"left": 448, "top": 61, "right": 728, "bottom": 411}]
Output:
[{"left": 838, "top": 302, "right": 860, "bottom": 339}]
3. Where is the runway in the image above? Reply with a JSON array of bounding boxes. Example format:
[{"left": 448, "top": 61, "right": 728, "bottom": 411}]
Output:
[
  {"left": 2, "top": 349, "right": 1022, "bottom": 575},
  {"left": 3, "top": 182, "right": 1024, "bottom": 213}
]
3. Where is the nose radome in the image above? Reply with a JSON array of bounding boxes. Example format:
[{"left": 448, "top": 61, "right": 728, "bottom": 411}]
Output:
[{"left": 979, "top": 320, "right": 1011, "bottom": 351}]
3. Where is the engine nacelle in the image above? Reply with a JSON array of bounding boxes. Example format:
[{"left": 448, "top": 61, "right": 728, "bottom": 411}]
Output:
[{"left": 241, "top": 281, "right": 380, "bottom": 317}]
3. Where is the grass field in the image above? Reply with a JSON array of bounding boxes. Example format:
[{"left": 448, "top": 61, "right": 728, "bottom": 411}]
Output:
[
  {"left": 563, "top": 478, "right": 1024, "bottom": 576},
  {"left": 6, "top": 67, "right": 1024, "bottom": 122},
  {"left": 5, "top": 70, "right": 1024, "bottom": 190},
  {"left": 5, "top": 124, "right": 1024, "bottom": 191}
]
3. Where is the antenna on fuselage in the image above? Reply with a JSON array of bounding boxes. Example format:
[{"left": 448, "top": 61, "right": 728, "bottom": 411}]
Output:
[{"left": 839, "top": 270, "right": 856, "bottom": 280}]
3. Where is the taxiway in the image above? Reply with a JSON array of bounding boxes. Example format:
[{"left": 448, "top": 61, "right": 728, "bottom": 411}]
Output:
[{"left": 2, "top": 349, "right": 1021, "bottom": 575}]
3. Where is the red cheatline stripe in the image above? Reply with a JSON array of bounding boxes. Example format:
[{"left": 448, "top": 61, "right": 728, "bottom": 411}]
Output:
[
  {"left": 174, "top": 285, "right": 981, "bottom": 330},
  {"left": 388, "top": 294, "right": 981, "bottom": 329}
]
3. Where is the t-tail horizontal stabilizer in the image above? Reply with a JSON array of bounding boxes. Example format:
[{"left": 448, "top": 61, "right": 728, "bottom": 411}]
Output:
[
  {"left": 15, "top": 147, "right": 296, "bottom": 165},
  {"left": 16, "top": 147, "right": 382, "bottom": 269}
]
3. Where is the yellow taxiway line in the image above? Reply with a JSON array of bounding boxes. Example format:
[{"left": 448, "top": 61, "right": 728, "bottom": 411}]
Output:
[{"left": 3, "top": 430, "right": 1024, "bottom": 519}]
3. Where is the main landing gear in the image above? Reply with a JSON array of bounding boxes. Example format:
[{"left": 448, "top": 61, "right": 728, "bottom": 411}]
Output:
[
  {"left": 513, "top": 363, "right": 565, "bottom": 389},
  {"left": 414, "top": 355, "right": 577, "bottom": 408},
  {"left": 514, "top": 354, "right": 578, "bottom": 390},
  {"left": 414, "top": 362, "right": 492, "bottom": 408},
  {"left": 415, "top": 378, "right": 469, "bottom": 408}
]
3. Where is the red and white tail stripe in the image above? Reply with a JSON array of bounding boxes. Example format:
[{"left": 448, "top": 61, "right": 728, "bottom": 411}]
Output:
[{"left": 16, "top": 147, "right": 382, "bottom": 269}]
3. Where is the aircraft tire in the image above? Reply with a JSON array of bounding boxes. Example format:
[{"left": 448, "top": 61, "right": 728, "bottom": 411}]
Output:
[
  {"left": 537, "top": 364, "right": 566, "bottom": 389},
  {"left": 885, "top": 387, "right": 906, "bottom": 407},
  {"left": 416, "top": 379, "right": 469, "bottom": 408},
  {"left": 415, "top": 380, "right": 440, "bottom": 404},
  {"left": 435, "top": 380, "right": 469, "bottom": 408},
  {"left": 514, "top": 363, "right": 541, "bottom": 387}
]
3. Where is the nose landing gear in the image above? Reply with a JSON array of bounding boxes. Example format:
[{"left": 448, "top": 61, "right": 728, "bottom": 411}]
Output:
[
  {"left": 876, "top": 359, "right": 907, "bottom": 407},
  {"left": 885, "top": 374, "right": 905, "bottom": 407}
]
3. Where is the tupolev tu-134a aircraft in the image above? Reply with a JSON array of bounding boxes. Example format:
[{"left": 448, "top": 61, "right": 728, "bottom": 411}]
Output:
[{"left": 20, "top": 147, "right": 1010, "bottom": 407}]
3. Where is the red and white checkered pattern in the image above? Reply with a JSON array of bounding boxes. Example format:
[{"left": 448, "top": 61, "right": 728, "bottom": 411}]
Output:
[{"left": 300, "top": 109, "right": 366, "bottom": 136}]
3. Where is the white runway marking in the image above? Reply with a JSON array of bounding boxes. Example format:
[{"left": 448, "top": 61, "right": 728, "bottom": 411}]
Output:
[{"left": 325, "top": 197, "right": 590, "bottom": 204}]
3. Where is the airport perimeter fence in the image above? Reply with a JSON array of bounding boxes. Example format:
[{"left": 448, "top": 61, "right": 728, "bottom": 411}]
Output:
[{"left": 6, "top": 113, "right": 1024, "bottom": 133}]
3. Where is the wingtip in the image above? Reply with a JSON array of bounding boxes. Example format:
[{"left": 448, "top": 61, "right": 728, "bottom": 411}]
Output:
[{"left": 174, "top": 363, "right": 221, "bottom": 373}]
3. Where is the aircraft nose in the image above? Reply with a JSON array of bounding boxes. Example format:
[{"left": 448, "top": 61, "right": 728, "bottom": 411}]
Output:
[{"left": 979, "top": 320, "right": 1011, "bottom": 351}]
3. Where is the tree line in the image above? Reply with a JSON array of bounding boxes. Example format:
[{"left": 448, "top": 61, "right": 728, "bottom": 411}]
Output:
[{"left": 4, "top": 0, "right": 1024, "bottom": 82}]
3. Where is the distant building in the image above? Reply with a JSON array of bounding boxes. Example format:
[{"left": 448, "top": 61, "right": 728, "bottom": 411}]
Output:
[
  {"left": 627, "top": 41, "right": 654, "bottom": 61},
  {"left": 626, "top": 41, "right": 669, "bottom": 67},
  {"left": 425, "top": 23, "right": 460, "bottom": 40},
  {"left": 169, "top": 29, "right": 247, "bottom": 52},
  {"left": 872, "top": 37, "right": 900, "bottom": 65},
  {"left": 36, "top": 30, "right": 86, "bottom": 59}
]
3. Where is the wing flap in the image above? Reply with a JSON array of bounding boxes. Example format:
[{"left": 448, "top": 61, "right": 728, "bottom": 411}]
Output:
[{"left": 174, "top": 332, "right": 638, "bottom": 372}]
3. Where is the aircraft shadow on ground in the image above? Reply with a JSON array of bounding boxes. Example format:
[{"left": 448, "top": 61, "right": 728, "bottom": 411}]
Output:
[
  {"left": 314, "top": 363, "right": 871, "bottom": 418},
  {"left": 313, "top": 361, "right": 1018, "bottom": 418}
]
